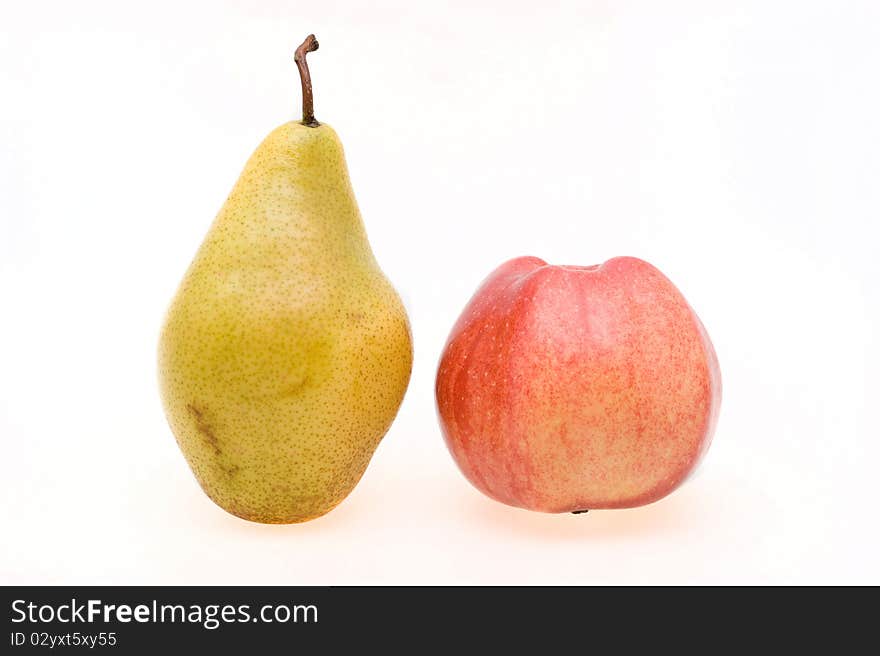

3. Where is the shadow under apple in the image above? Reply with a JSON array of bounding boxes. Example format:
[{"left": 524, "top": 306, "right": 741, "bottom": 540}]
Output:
[{"left": 453, "top": 481, "right": 713, "bottom": 543}]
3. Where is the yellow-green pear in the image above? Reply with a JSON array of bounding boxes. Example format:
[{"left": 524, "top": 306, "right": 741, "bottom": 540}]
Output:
[{"left": 158, "top": 35, "right": 413, "bottom": 524}]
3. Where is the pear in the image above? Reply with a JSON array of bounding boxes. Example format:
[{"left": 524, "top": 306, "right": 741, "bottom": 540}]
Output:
[{"left": 158, "top": 35, "right": 413, "bottom": 524}]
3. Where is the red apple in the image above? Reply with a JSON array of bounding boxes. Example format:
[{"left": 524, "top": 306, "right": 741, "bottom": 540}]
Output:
[{"left": 435, "top": 256, "right": 721, "bottom": 513}]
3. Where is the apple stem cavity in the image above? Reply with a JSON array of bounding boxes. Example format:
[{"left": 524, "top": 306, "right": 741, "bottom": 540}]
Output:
[
  {"left": 571, "top": 509, "right": 590, "bottom": 515},
  {"left": 294, "top": 34, "right": 320, "bottom": 127}
]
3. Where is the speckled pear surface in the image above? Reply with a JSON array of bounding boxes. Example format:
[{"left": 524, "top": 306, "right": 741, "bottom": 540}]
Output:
[{"left": 158, "top": 122, "right": 413, "bottom": 523}]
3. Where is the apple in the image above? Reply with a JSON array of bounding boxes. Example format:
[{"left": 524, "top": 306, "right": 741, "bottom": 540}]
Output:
[{"left": 435, "top": 256, "right": 721, "bottom": 512}]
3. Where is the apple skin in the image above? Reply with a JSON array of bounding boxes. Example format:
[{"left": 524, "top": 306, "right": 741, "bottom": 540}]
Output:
[{"left": 435, "top": 256, "right": 721, "bottom": 513}]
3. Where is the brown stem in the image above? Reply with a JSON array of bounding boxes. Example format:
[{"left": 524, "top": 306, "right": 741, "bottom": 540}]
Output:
[{"left": 294, "top": 34, "right": 320, "bottom": 127}]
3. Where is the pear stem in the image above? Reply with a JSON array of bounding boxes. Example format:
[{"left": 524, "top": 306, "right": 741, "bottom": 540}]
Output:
[{"left": 294, "top": 34, "right": 320, "bottom": 127}]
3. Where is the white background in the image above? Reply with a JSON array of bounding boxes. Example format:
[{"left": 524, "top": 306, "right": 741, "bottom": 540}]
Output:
[{"left": 1, "top": 0, "right": 878, "bottom": 585}]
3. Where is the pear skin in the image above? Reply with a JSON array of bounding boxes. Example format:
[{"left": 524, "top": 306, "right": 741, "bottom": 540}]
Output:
[{"left": 158, "top": 37, "right": 412, "bottom": 524}]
